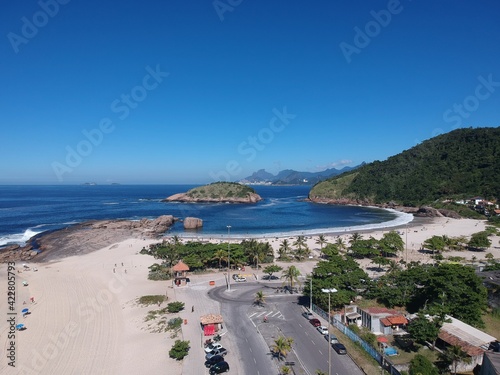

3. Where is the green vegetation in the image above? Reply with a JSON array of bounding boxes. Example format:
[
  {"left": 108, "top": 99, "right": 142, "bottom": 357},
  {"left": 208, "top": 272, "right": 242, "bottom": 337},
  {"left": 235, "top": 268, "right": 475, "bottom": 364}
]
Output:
[
  {"left": 186, "top": 181, "right": 257, "bottom": 199},
  {"left": 370, "top": 262, "right": 488, "bottom": 327},
  {"left": 166, "top": 301, "right": 185, "bottom": 313},
  {"left": 137, "top": 295, "right": 166, "bottom": 306},
  {"left": 143, "top": 238, "right": 274, "bottom": 273},
  {"left": 271, "top": 336, "right": 294, "bottom": 360},
  {"left": 409, "top": 354, "right": 438, "bottom": 375},
  {"left": 310, "top": 127, "right": 500, "bottom": 206},
  {"left": 169, "top": 340, "right": 190, "bottom": 360}
]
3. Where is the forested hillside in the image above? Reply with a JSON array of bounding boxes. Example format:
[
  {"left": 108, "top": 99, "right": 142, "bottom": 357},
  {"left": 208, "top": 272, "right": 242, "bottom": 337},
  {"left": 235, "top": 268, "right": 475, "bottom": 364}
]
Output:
[{"left": 309, "top": 127, "right": 500, "bottom": 206}]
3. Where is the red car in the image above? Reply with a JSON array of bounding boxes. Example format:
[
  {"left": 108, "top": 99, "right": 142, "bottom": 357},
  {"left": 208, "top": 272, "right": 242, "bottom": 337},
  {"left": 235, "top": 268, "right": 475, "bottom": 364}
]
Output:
[{"left": 309, "top": 318, "right": 321, "bottom": 327}]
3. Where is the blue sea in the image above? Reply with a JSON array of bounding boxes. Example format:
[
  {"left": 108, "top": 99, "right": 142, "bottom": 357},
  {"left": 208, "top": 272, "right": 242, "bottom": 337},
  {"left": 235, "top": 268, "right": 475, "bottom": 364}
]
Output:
[{"left": 0, "top": 185, "right": 413, "bottom": 246}]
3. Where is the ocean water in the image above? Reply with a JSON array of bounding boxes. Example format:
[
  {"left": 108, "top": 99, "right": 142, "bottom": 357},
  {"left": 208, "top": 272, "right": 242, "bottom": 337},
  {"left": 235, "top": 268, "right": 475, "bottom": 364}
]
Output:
[{"left": 0, "top": 185, "right": 413, "bottom": 246}]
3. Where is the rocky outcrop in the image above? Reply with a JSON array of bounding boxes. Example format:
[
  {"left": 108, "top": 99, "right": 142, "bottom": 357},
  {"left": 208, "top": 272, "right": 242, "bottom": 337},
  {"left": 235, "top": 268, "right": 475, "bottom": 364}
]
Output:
[
  {"left": 0, "top": 215, "right": 177, "bottom": 263},
  {"left": 163, "top": 182, "right": 263, "bottom": 204},
  {"left": 164, "top": 192, "right": 262, "bottom": 204},
  {"left": 307, "top": 196, "right": 374, "bottom": 205},
  {"left": 183, "top": 217, "right": 203, "bottom": 229},
  {"left": 399, "top": 206, "right": 462, "bottom": 218},
  {"left": 91, "top": 215, "right": 175, "bottom": 234}
]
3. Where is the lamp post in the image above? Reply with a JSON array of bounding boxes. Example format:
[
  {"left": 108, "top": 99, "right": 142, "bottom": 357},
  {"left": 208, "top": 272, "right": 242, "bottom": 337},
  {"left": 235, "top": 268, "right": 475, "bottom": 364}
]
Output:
[
  {"left": 227, "top": 225, "right": 231, "bottom": 291},
  {"left": 309, "top": 274, "right": 313, "bottom": 311},
  {"left": 322, "top": 288, "right": 338, "bottom": 375}
]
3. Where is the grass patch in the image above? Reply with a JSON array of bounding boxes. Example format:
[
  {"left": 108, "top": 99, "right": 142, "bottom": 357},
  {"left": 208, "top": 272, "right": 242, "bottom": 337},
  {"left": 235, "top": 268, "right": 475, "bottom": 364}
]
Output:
[
  {"left": 482, "top": 310, "right": 500, "bottom": 339},
  {"left": 137, "top": 295, "right": 166, "bottom": 306}
]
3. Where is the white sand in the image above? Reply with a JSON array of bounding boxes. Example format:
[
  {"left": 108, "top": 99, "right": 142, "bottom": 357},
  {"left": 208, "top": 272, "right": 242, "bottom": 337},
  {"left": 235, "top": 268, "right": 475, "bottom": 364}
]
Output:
[{"left": 1, "top": 216, "right": 498, "bottom": 375}]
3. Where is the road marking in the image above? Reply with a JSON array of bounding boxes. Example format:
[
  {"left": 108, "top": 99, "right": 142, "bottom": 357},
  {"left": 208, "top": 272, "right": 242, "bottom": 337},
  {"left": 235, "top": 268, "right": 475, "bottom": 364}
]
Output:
[
  {"left": 249, "top": 313, "right": 257, "bottom": 318},
  {"left": 318, "top": 349, "right": 323, "bottom": 355},
  {"left": 311, "top": 340, "right": 315, "bottom": 345},
  {"left": 270, "top": 311, "right": 281, "bottom": 318},
  {"left": 253, "top": 358, "right": 257, "bottom": 364}
]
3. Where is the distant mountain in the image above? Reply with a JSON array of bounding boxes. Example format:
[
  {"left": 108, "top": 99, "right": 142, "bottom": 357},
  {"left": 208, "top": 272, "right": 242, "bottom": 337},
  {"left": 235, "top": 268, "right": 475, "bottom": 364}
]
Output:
[
  {"left": 240, "top": 164, "right": 363, "bottom": 185},
  {"left": 309, "top": 127, "right": 500, "bottom": 206}
]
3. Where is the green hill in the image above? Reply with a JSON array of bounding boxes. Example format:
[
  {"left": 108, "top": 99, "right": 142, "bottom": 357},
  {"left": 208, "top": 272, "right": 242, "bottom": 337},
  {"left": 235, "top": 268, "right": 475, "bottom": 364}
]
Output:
[
  {"left": 164, "top": 182, "right": 262, "bottom": 203},
  {"left": 309, "top": 127, "right": 500, "bottom": 206}
]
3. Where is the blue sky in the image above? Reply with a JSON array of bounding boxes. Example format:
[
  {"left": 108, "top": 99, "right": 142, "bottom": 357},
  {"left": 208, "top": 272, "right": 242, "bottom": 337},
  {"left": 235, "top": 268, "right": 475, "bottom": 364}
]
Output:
[{"left": 1, "top": 0, "right": 499, "bottom": 184}]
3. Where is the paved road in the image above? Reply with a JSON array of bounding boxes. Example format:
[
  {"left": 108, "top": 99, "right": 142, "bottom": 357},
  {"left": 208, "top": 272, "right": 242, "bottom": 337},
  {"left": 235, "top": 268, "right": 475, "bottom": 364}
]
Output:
[{"left": 210, "top": 281, "right": 364, "bottom": 375}]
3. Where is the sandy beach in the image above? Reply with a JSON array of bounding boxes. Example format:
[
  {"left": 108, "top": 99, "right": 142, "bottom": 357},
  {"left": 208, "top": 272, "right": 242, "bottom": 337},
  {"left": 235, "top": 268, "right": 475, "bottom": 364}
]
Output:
[{"left": 1, "top": 216, "right": 499, "bottom": 375}]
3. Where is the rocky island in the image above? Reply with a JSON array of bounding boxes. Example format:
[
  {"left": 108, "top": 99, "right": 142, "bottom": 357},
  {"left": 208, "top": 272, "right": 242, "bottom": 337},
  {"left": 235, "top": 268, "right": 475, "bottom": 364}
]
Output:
[{"left": 164, "top": 182, "right": 263, "bottom": 203}]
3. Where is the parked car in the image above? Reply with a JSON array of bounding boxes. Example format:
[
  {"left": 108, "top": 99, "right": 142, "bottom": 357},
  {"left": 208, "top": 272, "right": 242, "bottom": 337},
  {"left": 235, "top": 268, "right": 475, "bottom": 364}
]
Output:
[
  {"left": 209, "top": 361, "right": 230, "bottom": 374},
  {"left": 206, "top": 348, "right": 228, "bottom": 360},
  {"left": 309, "top": 318, "right": 321, "bottom": 327},
  {"left": 332, "top": 342, "right": 347, "bottom": 355},
  {"left": 232, "top": 274, "right": 240, "bottom": 280},
  {"left": 317, "top": 326, "right": 329, "bottom": 335},
  {"left": 325, "top": 333, "right": 339, "bottom": 344},
  {"left": 234, "top": 276, "right": 247, "bottom": 282},
  {"left": 204, "top": 342, "right": 223, "bottom": 353},
  {"left": 205, "top": 354, "right": 225, "bottom": 368},
  {"left": 262, "top": 275, "right": 279, "bottom": 280},
  {"left": 302, "top": 311, "right": 314, "bottom": 320}
]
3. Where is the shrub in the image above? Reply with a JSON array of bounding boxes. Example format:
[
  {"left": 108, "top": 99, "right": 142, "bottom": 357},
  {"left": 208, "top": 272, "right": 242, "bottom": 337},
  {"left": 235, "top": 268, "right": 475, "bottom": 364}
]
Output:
[
  {"left": 169, "top": 340, "right": 190, "bottom": 360},
  {"left": 409, "top": 354, "right": 438, "bottom": 375},
  {"left": 137, "top": 295, "right": 165, "bottom": 306},
  {"left": 167, "top": 301, "right": 185, "bottom": 313}
]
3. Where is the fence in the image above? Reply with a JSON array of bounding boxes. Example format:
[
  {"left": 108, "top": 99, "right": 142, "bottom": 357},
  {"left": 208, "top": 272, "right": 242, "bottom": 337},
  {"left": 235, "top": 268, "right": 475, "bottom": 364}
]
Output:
[{"left": 311, "top": 303, "right": 402, "bottom": 375}]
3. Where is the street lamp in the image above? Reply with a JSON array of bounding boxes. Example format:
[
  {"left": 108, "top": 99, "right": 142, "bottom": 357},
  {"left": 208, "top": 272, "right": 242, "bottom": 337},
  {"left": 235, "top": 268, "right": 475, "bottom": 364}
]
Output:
[
  {"left": 309, "top": 274, "right": 313, "bottom": 311},
  {"left": 227, "top": 225, "right": 231, "bottom": 291},
  {"left": 322, "top": 288, "right": 338, "bottom": 375}
]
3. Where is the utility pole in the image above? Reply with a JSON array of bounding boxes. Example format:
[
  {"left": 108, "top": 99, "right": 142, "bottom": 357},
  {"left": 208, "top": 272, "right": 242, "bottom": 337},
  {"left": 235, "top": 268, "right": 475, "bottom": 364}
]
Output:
[{"left": 227, "top": 225, "right": 231, "bottom": 291}]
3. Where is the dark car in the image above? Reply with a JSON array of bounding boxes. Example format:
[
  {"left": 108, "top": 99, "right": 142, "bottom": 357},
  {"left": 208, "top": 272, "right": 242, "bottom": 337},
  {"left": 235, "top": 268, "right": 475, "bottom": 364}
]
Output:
[
  {"left": 209, "top": 361, "right": 230, "bottom": 374},
  {"left": 332, "top": 342, "right": 347, "bottom": 355},
  {"left": 309, "top": 318, "right": 321, "bottom": 327},
  {"left": 205, "top": 354, "right": 225, "bottom": 368}
]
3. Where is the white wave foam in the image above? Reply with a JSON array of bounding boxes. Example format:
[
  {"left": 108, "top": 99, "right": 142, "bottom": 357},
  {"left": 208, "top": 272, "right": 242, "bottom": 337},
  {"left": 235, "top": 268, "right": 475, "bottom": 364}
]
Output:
[{"left": 0, "top": 229, "right": 43, "bottom": 246}]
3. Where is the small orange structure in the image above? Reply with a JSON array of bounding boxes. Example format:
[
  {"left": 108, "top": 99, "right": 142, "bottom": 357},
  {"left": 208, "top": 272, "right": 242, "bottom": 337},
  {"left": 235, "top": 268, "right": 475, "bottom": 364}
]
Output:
[
  {"left": 172, "top": 260, "right": 190, "bottom": 286},
  {"left": 209, "top": 281, "right": 215, "bottom": 286}
]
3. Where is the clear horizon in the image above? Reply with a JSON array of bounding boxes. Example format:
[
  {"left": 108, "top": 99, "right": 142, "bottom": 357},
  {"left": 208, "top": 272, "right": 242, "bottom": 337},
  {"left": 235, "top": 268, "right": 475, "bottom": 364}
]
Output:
[{"left": 1, "top": 1, "right": 499, "bottom": 185}]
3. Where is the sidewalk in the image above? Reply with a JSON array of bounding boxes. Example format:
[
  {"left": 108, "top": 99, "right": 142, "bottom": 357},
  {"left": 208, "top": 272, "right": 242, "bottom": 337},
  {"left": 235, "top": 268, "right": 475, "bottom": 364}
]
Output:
[{"left": 173, "top": 274, "right": 243, "bottom": 375}]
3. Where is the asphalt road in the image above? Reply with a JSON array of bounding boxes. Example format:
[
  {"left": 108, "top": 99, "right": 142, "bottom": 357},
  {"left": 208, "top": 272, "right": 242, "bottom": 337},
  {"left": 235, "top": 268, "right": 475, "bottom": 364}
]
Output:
[{"left": 209, "top": 281, "right": 364, "bottom": 375}]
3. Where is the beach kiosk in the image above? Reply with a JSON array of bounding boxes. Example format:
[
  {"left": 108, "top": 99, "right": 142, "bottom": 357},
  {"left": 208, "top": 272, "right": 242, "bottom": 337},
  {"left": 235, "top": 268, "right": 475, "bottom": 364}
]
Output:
[
  {"left": 172, "top": 260, "right": 190, "bottom": 287},
  {"left": 200, "top": 314, "right": 224, "bottom": 336}
]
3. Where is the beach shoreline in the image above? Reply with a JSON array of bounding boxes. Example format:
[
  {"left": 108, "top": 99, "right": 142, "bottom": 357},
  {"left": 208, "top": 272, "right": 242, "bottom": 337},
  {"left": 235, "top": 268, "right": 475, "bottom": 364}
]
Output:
[{"left": 1, "top": 215, "right": 498, "bottom": 375}]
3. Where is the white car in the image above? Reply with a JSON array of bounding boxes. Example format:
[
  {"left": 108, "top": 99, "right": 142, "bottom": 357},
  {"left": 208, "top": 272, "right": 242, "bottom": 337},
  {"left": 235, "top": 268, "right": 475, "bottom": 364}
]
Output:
[
  {"left": 235, "top": 276, "right": 246, "bottom": 282},
  {"left": 317, "top": 326, "right": 329, "bottom": 335},
  {"left": 204, "top": 342, "right": 223, "bottom": 353}
]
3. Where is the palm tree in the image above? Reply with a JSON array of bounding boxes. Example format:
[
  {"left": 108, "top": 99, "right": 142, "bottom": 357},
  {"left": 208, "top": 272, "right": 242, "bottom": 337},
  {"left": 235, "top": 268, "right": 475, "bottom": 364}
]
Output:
[
  {"left": 293, "top": 236, "right": 310, "bottom": 260},
  {"left": 294, "top": 236, "right": 307, "bottom": 251},
  {"left": 278, "top": 239, "right": 291, "bottom": 260},
  {"left": 272, "top": 336, "right": 294, "bottom": 360},
  {"left": 315, "top": 235, "right": 328, "bottom": 250},
  {"left": 349, "top": 232, "right": 362, "bottom": 244},
  {"left": 335, "top": 237, "right": 347, "bottom": 253},
  {"left": 440, "top": 345, "right": 471, "bottom": 375},
  {"left": 212, "top": 249, "right": 228, "bottom": 269},
  {"left": 244, "top": 239, "right": 261, "bottom": 268},
  {"left": 280, "top": 366, "right": 291, "bottom": 375},
  {"left": 281, "top": 265, "right": 301, "bottom": 292},
  {"left": 254, "top": 290, "right": 266, "bottom": 306}
]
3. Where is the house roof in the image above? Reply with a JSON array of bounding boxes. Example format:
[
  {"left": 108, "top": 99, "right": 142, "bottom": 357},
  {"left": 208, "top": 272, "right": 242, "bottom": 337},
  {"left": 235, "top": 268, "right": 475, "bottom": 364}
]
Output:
[
  {"left": 380, "top": 315, "right": 408, "bottom": 326},
  {"left": 172, "top": 260, "right": 190, "bottom": 271},
  {"left": 200, "top": 314, "right": 224, "bottom": 325},
  {"left": 439, "top": 316, "right": 497, "bottom": 356},
  {"left": 362, "top": 307, "right": 400, "bottom": 316}
]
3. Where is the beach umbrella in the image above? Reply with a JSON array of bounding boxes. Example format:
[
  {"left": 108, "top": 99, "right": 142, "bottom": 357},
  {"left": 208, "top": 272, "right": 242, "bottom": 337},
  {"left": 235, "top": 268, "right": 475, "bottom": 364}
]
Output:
[
  {"left": 22, "top": 308, "right": 29, "bottom": 314},
  {"left": 16, "top": 324, "right": 25, "bottom": 330},
  {"left": 377, "top": 336, "right": 388, "bottom": 343}
]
